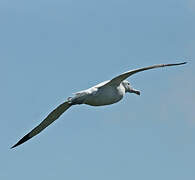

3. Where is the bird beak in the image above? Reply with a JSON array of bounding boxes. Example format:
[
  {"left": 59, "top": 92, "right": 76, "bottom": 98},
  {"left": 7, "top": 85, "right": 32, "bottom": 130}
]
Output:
[{"left": 129, "top": 88, "right": 140, "bottom": 96}]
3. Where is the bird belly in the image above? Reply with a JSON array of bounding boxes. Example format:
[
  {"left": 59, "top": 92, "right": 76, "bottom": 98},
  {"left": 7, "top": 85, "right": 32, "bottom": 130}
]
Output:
[{"left": 84, "top": 86, "right": 125, "bottom": 106}]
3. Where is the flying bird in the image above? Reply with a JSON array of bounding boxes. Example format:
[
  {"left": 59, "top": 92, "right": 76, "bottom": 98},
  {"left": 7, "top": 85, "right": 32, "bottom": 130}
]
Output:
[{"left": 11, "top": 62, "right": 187, "bottom": 148}]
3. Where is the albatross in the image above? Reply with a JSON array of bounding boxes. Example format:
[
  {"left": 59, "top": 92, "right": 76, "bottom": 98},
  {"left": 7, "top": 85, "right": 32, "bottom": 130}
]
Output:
[{"left": 11, "top": 62, "right": 187, "bottom": 148}]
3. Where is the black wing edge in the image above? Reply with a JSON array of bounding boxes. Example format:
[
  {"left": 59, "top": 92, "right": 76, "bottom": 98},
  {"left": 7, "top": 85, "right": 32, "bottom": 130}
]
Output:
[{"left": 11, "top": 133, "right": 31, "bottom": 149}]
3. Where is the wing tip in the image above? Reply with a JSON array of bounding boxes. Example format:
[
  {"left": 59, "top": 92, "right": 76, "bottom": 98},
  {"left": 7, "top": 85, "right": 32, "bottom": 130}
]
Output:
[
  {"left": 11, "top": 134, "right": 31, "bottom": 149},
  {"left": 164, "top": 61, "right": 188, "bottom": 67},
  {"left": 180, "top": 61, "right": 188, "bottom": 65}
]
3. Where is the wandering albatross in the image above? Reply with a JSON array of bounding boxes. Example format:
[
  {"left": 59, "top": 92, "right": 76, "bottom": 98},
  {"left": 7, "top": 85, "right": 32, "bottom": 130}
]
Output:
[{"left": 11, "top": 62, "right": 187, "bottom": 148}]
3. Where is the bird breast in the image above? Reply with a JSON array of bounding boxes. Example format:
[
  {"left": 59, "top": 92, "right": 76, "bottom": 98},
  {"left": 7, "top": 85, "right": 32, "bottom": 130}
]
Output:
[{"left": 84, "top": 84, "right": 125, "bottom": 106}]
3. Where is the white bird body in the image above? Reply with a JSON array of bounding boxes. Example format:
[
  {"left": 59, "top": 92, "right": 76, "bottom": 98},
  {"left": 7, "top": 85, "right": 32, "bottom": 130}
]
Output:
[
  {"left": 82, "top": 82, "right": 125, "bottom": 106},
  {"left": 11, "top": 62, "right": 187, "bottom": 148}
]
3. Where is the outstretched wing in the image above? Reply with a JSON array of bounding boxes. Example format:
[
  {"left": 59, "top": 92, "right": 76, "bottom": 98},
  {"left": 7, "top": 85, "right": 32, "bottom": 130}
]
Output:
[
  {"left": 11, "top": 101, "right": 72, "bottom": 149},
  {"left": 106, "top": 62, "right": 187, "bottom": 86}
]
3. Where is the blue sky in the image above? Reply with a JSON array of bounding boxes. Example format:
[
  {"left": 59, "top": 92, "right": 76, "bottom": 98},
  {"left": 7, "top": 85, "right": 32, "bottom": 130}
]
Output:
[{"left": 0, "top": 0, "right": 195, "bottom": 179}]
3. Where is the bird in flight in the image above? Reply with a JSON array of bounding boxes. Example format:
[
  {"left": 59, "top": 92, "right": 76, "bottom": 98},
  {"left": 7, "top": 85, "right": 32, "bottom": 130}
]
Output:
[{"left": 11, "top": 62, "right": 187, "bottom": 148}]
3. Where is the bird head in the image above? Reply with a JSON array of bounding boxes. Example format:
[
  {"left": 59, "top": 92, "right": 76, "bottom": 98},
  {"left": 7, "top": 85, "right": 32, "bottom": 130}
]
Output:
[{"left": 122, "top": 80, "right": 140, "bottom": 96}]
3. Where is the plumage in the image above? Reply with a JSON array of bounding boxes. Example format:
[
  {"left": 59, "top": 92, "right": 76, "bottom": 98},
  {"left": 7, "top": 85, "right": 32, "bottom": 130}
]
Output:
[{"left": 11, "top": 62, "right": 187, "bottom": 148}]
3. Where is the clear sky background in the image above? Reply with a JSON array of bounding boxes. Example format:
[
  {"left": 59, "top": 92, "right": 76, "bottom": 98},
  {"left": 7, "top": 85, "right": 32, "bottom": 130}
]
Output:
[{"left": 0, "top": 0, "right": 195, "bottom": 179}]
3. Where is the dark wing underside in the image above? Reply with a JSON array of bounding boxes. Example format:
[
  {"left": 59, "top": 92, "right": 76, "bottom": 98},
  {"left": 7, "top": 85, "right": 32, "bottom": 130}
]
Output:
[
  {"left": 11, "top": 101, "right": 71, "bottom": 148},
  {"left": 104, "top": 62, "right": 187, "bottom": 86}
]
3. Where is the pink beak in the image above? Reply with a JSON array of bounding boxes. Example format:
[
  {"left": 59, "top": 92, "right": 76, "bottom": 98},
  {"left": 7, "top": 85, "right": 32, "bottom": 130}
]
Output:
[{"left": 130, "top": 89, "right": 140, "bottom": 95}]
